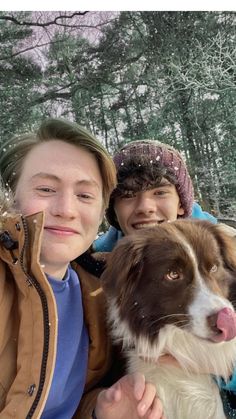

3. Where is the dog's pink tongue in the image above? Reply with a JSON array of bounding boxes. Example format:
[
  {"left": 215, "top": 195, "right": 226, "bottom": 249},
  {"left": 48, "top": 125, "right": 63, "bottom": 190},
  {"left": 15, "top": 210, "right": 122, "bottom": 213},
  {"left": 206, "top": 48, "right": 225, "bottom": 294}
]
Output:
[{"left": 213, "top": 308, "right": 236, "bottom": 342}]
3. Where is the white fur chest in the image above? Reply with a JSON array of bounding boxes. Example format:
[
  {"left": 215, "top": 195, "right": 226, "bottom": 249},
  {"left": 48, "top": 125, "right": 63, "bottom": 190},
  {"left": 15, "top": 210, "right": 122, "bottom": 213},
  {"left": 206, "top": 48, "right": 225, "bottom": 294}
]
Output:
[
  {"left": 126, "top": 325, "right": 236, "bottom": 419},
  {"left": 128, "top": 356, "right": 226, "bottom": 419}
]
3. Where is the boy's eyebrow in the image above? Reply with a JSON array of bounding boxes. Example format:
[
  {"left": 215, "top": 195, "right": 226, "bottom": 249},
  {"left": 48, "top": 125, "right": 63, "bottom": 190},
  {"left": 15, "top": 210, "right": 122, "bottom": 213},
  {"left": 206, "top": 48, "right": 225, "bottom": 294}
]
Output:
[
  {"left": 157, "top": 179, "right": 173, "bottom": 187},
  {"left": 30, "top": 172, "right": 100, "bottom": 189},
  {"left": 31, "top": 173, "right": 60, "bottom": 182}
]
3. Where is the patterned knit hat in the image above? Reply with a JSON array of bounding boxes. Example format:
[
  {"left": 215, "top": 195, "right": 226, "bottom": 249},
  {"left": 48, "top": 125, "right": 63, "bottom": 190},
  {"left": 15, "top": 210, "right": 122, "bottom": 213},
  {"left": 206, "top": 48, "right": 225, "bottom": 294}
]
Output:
[{"left": 106, "top": 140, "right": 194, "bottom": 230}]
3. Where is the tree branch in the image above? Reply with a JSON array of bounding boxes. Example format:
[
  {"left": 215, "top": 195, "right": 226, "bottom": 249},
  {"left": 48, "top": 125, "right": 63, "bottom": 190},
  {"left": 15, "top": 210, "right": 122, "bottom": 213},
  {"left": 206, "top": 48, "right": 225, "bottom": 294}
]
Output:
[{"left": 0, "top": 12, "right": 89, "bottom": 27}]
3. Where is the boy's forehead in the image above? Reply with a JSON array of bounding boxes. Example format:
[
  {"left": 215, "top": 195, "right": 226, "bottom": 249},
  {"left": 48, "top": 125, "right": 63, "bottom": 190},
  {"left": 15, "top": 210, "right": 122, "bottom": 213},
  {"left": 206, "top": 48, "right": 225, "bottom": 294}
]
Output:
[{"left": 117, "top": 176, "right": 175, "bottom": 194}]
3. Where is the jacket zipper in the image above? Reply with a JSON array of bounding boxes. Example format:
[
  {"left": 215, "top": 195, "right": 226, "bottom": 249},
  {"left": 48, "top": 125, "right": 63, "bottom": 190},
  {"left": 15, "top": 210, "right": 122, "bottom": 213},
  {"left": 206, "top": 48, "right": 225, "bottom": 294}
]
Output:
[{"left": 20, "top": 216, "right": 51, "bottom": 419}]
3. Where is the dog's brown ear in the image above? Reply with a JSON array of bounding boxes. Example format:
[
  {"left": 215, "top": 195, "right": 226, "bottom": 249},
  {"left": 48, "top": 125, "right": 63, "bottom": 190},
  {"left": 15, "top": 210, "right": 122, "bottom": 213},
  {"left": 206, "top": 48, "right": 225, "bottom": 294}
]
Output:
[
  {"left": 101, "top": 234, "right": 145, "bottom": 298},
  {"left": 214, "top": 223, "right": 236, "bottom": 271}
]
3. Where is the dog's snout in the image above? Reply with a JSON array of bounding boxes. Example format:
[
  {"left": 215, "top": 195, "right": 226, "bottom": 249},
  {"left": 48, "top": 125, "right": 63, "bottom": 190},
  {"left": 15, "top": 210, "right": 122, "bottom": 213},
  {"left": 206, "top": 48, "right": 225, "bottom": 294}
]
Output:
[
  {"left": 207, "top": 308, "right": 236, "bottom": 342},
  {"left": 207, "top": 312, "right": 218, "bottom": 332}
]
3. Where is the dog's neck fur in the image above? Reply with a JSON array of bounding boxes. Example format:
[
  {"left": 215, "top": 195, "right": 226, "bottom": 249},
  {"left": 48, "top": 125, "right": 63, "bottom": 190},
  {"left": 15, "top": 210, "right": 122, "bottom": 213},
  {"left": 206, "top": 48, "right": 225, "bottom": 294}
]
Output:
[
  {"left": 124, "top": 324, "right": 235, "bottom": 419},
  {"left": 135, "top": 325, "right": 236, "bottom": 381},
  {"left": 127, "top": 324, "right": 236, "bottom": 419},
  {"left": 128, "top": 353, "right": 227, "bottom": 419},
  {"left": 109, "top": 302, "right": 236, "bottom": 382}
]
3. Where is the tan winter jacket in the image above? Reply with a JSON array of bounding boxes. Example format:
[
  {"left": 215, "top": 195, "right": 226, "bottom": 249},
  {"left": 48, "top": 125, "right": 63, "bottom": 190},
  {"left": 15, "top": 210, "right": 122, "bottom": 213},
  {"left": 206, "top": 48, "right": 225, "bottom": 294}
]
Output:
[{"left": 0, "top": 208, "right": 112, "bottom": 419}]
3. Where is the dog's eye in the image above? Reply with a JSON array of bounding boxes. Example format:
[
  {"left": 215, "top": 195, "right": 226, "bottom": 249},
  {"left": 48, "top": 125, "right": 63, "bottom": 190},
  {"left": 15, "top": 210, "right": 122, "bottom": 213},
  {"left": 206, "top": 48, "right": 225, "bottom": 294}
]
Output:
[
  {"left": 210, "top": 264, "right": 217, "bottom": 273},
  {"left": 165, "top": 270, "right": 183, "bottom": 281}
]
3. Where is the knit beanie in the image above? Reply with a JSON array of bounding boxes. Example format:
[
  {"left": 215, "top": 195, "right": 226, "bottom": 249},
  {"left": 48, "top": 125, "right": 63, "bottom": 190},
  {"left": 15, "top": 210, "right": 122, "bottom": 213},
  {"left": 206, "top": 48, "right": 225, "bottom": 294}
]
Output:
[{"left": 106, "top": 140, "right": 194, "bottom": 230}]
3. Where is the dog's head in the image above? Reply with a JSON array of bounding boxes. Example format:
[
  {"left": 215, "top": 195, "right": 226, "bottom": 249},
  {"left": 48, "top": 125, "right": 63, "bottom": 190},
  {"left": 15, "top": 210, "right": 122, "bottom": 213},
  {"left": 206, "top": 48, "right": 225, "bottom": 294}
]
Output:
[{"left": 102, "top": 220, "right": 236, "bottom": 346}]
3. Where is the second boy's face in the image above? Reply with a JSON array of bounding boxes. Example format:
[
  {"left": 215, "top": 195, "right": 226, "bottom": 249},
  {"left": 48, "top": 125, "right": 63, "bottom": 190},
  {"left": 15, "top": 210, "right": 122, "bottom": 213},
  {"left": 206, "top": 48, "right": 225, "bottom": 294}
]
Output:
[
  {"left": 15, "top": 140, "right": 104, "bottom": 279},
  {"left": 114, "top": 178, "right": 184, "bottom": 236}
]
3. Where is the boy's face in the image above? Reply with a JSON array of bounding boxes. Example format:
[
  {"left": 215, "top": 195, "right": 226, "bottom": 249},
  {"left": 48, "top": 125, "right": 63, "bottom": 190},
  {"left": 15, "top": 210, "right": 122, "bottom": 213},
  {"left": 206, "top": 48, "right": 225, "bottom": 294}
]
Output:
[
  {"left": 15, "top": 140, "right": 104, "bottom": 279},
  {"left": 114, "top": 178, "right": 184, "bottom": 236}
]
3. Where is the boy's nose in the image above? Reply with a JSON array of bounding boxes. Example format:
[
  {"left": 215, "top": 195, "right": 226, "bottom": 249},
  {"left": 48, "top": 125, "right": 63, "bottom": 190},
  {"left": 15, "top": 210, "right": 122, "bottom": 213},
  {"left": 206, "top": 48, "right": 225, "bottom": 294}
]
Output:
[
  {"left": 135, "top": 196, "right": 156, "bottom": 214},
  {"left": 51, "top": 193, "right": 78, "bottom": 219}
]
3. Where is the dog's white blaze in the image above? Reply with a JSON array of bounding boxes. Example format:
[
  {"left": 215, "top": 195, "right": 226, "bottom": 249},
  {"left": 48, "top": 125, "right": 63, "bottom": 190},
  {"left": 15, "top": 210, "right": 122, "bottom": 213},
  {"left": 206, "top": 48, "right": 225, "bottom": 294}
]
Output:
[
  {"left": 175, "top": 231, "right": 234, "bottom": 339},
  {"left": 182, "top": 241, "right": 233, "bottom": 338},
  {"left": 189, "top": 278, "right": 234, "bottom": 338}
]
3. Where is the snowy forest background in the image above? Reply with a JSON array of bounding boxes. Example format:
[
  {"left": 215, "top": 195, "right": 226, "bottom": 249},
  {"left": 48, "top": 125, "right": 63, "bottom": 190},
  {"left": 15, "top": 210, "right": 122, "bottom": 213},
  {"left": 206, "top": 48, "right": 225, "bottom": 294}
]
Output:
[{"left": 0, "top": 11, "right": 235, "bottom": 220}]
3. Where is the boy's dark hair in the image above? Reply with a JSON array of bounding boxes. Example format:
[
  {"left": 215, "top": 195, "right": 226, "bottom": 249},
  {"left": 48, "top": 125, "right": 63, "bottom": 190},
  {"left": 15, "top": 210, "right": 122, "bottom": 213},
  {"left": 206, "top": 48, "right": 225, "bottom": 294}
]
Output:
[{"left": 106, "top": 140, "right": 194, "bottom": 230}]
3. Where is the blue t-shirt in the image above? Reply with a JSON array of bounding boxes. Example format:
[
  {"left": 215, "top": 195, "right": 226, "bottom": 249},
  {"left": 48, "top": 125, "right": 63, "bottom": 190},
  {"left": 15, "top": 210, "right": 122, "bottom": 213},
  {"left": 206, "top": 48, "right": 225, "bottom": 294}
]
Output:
[{"left": 42, "top": 266, "right": 89, "bottom": 419}]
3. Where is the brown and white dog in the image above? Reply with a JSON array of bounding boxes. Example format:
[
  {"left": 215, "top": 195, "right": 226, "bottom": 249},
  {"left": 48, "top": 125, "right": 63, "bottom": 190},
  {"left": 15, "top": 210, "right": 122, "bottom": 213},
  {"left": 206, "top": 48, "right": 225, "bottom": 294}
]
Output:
[{"left": 101, "top": 220, "right": 236, "bottom": 419}]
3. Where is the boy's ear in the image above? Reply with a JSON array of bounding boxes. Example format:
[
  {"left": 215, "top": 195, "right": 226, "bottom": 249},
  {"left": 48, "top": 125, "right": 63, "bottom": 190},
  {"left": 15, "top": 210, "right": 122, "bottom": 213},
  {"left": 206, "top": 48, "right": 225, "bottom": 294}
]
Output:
[
  {"left": 177, "top": 203, "right": 185, "bottom": 216},
  {"left": 99, "top": 207, "right": 106, "bottom": 224}
]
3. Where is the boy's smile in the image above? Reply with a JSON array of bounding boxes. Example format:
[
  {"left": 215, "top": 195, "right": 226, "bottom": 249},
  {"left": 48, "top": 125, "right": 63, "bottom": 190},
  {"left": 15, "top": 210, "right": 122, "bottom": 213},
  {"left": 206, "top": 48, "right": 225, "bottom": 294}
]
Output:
[{"left": 114, "top": 179, "right": 184, "bottom": 235}]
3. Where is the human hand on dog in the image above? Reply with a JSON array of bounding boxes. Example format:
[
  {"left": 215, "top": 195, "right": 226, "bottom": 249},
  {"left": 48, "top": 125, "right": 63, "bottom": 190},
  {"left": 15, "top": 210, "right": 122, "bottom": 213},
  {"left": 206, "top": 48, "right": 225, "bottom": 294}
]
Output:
[{"left": 94, "top": 372, "right": 165, "bottom": 419}]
